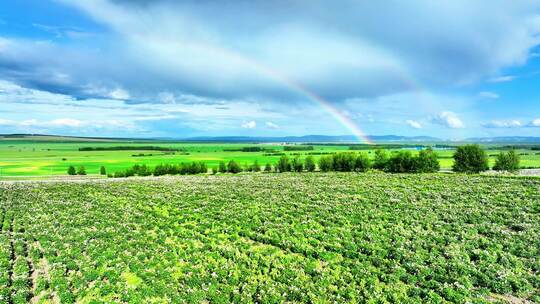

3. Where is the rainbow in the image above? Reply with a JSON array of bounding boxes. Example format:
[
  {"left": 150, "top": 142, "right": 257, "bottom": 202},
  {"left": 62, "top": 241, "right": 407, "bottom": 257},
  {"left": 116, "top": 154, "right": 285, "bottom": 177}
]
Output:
[
  {"left": 266, "top": 75, "right": 375, "bottom": 145},
  {"left": 212, "top": 47, "right": 375, "bottom": 144},
  {"left": 139, "top": 36, "right": 427, "bottom": 144}
]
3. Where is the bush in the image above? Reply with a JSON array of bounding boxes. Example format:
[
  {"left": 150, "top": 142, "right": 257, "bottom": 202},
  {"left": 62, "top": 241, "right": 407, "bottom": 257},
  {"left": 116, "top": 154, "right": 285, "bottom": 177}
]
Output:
[
  {"left": 453, "top": 145, "right": 489, "bottom": 173},
  {"left": 252, "top": 160, "right": 261, "bottom": 172},
  {"left": 332, "top": 153, "right": 356, "bottom": 171},
  {"left": 151, "top": 162, "right": 207, "bottom": 176},
  {"left": 227, "top": 160, "right": 242, "bottom": 174},
  {"left": 277, "top": 155, "right": 291, "bottom": 172},
  {"left": 153, "top": 164, "right": 171, "bottom": 176},
  {"left": 283, "top": 146, "right": 314, "bottom": 151},
  {"left": 241, "top": 147, "right": 263, "bottom": 152},
  {"left": 77, "top": 166, "right": 87, "bottom": 176},
  {"left": 493, "top": 149, "right": 520, "bottom": 173},
  {"left": 133, "top": 164, "right": 152, "bottom": 176},
  {"left": 291, "top": 156, "right": 303, "bottom": 172},
  {"left": 373, "top": 149, "right": 389, "bottom": 170},
  {"left": 264, "top": 163, "right": 272, "bottom": 172},
  {"left": 218, "top": 161, "right": 227, "bottom": 173},
  {"left": 416, "top": 148, "right": 440, "bottom": 173},
  {"left": 100, "top": 166, "right": 107, "bottom": 175},
  {"left": 305, "top": 156, "right": 316, "bottom": 172},
  {"left": 67, "top": 166, "right": 76, "bottom": 175},
  {"left": 385, "top": 151, "right": 417, "bottom": 173},
  {"left": 354, "top": 152, "right": 371, "bottom": 172},
  {"left": 318, "top": 155, "right": 334, "bottom": 172}
]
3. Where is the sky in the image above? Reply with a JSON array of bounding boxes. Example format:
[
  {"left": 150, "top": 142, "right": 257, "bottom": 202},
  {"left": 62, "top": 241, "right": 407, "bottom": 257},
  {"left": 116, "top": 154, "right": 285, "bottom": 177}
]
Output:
[{"left": 1, "top": 0, "right": 540, "bottom": 140}]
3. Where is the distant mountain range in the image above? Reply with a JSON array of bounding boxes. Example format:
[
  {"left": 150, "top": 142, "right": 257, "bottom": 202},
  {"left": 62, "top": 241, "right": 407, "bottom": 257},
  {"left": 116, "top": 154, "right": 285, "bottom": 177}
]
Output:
[
  {"left": 464, "top": 136, "right": 540, "bottom": 143},
  {"left": 2, "top": 134, "right": 540, "bottom": 144},
  {"left": 184, "top": 135, "right": 443, "bottom": 143},
  {"left": 184, "top": 135, "right": 540, "bottom": 143}
]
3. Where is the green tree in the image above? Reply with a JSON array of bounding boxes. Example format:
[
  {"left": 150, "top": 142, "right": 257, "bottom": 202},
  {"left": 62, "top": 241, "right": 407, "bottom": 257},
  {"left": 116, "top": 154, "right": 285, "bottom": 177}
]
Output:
[
  {"left": 305, "top": 156, "right": 316, "bottom": 172},
  {"left": 77, "top": 166, "right": 87, "bottom": 176},
  {"left": 67, "top": 166, "right": 76, "bottom": 175},
  {"left": 333, "top": 153, "right": 356, "bottom": 171},
  {"left": 354, "top": 152, "right": 371, "bottom": 172},
  {"left": 291, "top": 156, "right": 303, "bottom": 172},
  {"left": 373, "top": 149, "right": 389, "bottom": 170},
  {"left": 452, "top": 144, "right": 489, "bottom": 173},
  {"left": 277, "top": 155, "right": 291, "bottom": 172},
  {"left": 114, "top": 171, "right": 126, "bottom": 178},
  {"left": 218, "top": 161, "right": 227, "bottom": 173},
  {"left": 493, "top": 149, "right": 520, "bottom": 173},
  {"left": 198, "top": 162, "right": 208, "bottom": 174},
  {"left": 386, "top": 151, "right": 417, "bottom": 173},
  {"left": 252, "top": 160, "right": 261, "bottom": 172},
  {"left": 227, "top": 160, "right": 242, "bottom": 174},
  {"left": 318, "top": 155, "right": 334, "bottom": 172},
  {"left": 100, "top": 166, "right": 107, "bottom": 175},
  {"left": 416, "top": 148, "right": 440, "bottom": 173}
]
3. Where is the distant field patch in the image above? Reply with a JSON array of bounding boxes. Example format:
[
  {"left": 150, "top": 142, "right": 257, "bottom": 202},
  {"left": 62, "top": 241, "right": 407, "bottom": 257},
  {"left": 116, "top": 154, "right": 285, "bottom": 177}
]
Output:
[{"left": 1, "top": 140, "right": 540, "bottom": 177}]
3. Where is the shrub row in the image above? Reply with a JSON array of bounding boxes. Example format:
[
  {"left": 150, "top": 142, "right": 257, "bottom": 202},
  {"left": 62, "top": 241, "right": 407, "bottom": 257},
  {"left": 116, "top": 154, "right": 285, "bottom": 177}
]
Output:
[
  {"left": 317, "top": 149, "right": 439, "bottom": 173},
  {"left": 110, "top": 162, "right": 208, "bottom": 178},
  {"left": 79, "top": 146, "right": 180, "bottom": 152},
  {"left": 283, "top": 146, "right": 314, "bottom": 151},
  {"left": 68, "top": 145, "right": 522, "bottom": 177},
  {"left": 453, "top": 144, "right": 520, "bottom": 173}
]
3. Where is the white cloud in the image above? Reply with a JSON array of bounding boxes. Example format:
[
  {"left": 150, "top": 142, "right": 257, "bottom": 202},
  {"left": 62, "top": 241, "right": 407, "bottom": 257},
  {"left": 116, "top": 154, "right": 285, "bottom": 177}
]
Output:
[
  {"left": 108, "top": 88, "right": 130, "bottom": 100},
  {"left": 158, "top": 92, "right": 176, "bottom": 104},
  {"left": 0, "top": 119, "right": 14, "bottom": 126},
  {"left": 478, "top": 91, "right": 499, "bottom": 99},
  {"left": 241, "top": 121, "right": 256, "bottom": 129},
  {"left": 33, "top": 0, "right": 540, "bottom": 102},
  {"left": 19, "top": 118, "right": 83, "bottom": 128},
  {"left": 530, "top": 118, "right": 540, "bottom": 127},
  {"left": 19, "top": 119, "right": 39, "bottom": 127},
  {"left": 50, "top": 118, "right": 83, "bottom": 127},
  {"left": 432, "top": 112, "right": 465, "bottom": 129},
  {"left": 488, "top": 75, "right": 517, "bottom": 83},
  {"left": 265, "top": 121, "right": 279, "bottom": 129},
  {"left": 405, "top": 120, "right": 422, "bottom": 129},
  {"left": 483, "top": 120, "right": 523, "bottom": 128}
]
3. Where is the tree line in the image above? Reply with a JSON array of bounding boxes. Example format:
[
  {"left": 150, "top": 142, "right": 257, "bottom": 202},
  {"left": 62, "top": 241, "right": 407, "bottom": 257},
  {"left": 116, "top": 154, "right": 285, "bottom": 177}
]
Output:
[
  {"left": 79, "top": 146, "right": 180, "bottom": 152},
  {"left": 67, "top": 144, "right": 521, "bottom": 177}
]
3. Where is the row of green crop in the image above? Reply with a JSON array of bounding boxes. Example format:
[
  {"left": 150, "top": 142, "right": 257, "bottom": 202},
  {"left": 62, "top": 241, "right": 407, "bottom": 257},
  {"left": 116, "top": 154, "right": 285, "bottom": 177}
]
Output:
[
  {"left": 0, "top": 208, "right": 33, "bottom": 304},
  {"left": 1, "top": 174, "right": 539, "bottom": 302}
]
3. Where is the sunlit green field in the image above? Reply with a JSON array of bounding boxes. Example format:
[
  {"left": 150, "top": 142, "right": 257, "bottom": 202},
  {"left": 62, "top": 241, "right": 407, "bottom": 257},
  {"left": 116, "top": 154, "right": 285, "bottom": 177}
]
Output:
[{"left": 1, "top": 139, "right": 540, "bottom": 177}]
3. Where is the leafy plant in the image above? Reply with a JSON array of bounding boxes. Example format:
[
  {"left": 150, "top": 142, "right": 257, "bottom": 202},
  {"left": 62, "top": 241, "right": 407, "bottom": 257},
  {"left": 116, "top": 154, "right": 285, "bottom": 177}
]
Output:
[
  {"left": 493, "top": 149, "right": 520, "bottom": 173},
  {"left": 67, "top": 166, "right": 76, "bottom": 175},
  {"left": 453, "top": 144, "right": 489, "bottom": 173}
]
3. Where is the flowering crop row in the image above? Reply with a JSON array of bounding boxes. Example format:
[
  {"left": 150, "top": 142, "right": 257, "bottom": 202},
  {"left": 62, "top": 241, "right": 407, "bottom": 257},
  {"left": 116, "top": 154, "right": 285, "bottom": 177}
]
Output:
[{"left": 0, "top": 173, "right": 539, "bottom": 303}]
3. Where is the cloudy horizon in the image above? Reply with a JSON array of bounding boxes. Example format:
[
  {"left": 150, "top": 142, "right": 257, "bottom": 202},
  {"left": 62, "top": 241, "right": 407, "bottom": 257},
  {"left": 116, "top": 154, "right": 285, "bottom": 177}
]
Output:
[{"left": 1, "top": 0, "right": 540, "bottom": 140}]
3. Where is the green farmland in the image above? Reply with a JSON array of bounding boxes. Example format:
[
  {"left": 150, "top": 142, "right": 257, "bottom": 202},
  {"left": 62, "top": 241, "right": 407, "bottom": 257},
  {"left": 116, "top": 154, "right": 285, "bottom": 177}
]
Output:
[
  {"left": 1, "top": 139, "right": 540, "bottom": 178},
  {"left": 1, "top": 173, "right": 539, "bottom": 303}
]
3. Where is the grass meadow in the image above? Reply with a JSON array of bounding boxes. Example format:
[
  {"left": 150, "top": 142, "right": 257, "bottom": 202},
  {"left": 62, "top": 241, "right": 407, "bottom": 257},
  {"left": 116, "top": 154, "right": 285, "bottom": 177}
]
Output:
[{"left": 1, "top": 139, "right": 540, "bottom": 178}]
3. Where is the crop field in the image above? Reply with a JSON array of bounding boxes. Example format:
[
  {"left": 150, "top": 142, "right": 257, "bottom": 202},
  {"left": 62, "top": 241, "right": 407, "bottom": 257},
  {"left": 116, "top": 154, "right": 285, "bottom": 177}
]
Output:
[
  {"left": 0, "top": 173, "right": 539, "bottom": 303},
  {"left": 1, "top": 139, "right": 540, "bottom": 178}
]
